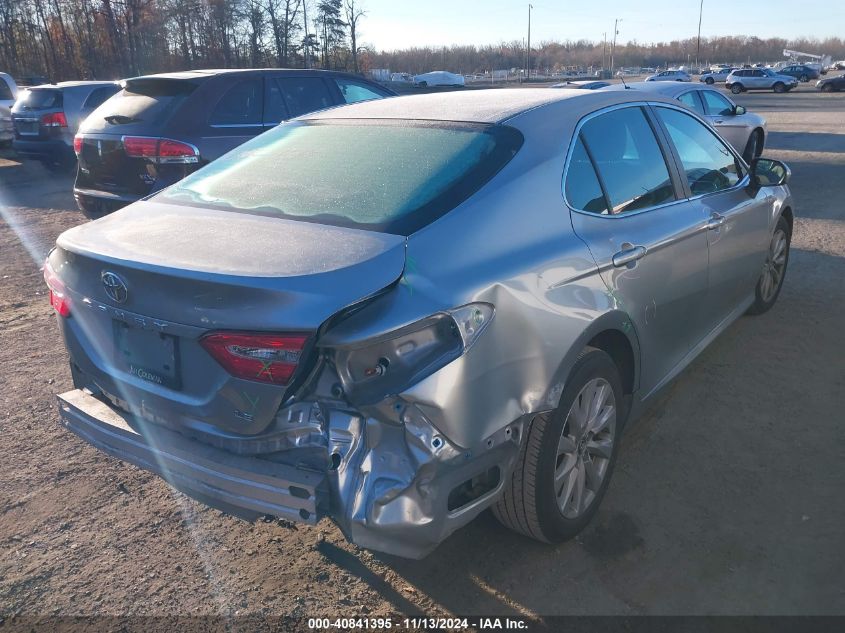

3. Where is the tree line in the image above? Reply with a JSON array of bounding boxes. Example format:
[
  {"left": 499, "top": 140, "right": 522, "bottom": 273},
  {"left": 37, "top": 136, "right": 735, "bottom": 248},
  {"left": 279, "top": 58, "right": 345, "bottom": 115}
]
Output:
[{"left": 0, "top": 0, "right": 842, "bottom": 82}]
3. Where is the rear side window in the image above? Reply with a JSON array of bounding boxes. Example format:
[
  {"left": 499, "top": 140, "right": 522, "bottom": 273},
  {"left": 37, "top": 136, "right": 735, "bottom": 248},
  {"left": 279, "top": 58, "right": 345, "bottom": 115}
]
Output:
[
  {"left": 335, "top": 78, "right": 389, "bottom": 104},
  {"left": 656, "top": 107, "right": 745, "bottom": 195},
  {"left": 159, "top": 120, "right": 524, "bottom": 235},
  {"left": 0, "top": 79, "right": 13, "bottom": 100},
  {"left": 209, "top": 79, "right": 262, "bottom": 126},
  {"left": 90, "top": 78, "right": 199, "bottom": 128},
  {"left": 83, "top": 86, "right": 118, "bottom": 110},
  {"left": 264, "top": 79, "right": 290, "bottom": 124},
  {"left": 579, "top": 107, "right": 676, "bottom": 214},
  {"left": 277, "top": 77, "right": 334, "bottom": 118},
  {"left": 565, "top": 137, "right": 608, "bottom": 214},
  {"left": 678, "top": 92, "right": 704, "bottom": 115},
  {"left": 16, "top": 89, "right": 62, "bottom": 110}
]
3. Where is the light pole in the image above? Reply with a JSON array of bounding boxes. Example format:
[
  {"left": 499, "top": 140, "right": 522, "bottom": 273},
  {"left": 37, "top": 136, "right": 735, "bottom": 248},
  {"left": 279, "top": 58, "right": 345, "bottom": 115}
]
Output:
[
  {"left": 527, "top": 4, "right": 533, "bottom": 81},
  {"left": 610, "top": 19, "right": 621, "bottom": 75},
  {"left": 696, "top": 0, "right": 704, "bottom": 71},
  {"left": 602, "top": 32, "right": 607, "bottom": 74}
]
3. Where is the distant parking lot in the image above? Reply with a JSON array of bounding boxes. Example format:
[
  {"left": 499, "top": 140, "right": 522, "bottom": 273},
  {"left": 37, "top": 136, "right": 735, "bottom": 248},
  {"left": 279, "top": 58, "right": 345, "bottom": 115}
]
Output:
[{"left": 0, "top": 86, "right": 843, "bottom": 624}]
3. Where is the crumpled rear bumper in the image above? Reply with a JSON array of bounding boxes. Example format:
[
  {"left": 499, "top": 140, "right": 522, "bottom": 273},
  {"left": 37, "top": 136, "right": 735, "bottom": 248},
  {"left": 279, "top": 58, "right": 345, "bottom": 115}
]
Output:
[
  {"left": 57, "top": 389, "right": 326, "bottom": 524},
  {"left": 57, "top": 388, "right": 524, "bottom": 558}
]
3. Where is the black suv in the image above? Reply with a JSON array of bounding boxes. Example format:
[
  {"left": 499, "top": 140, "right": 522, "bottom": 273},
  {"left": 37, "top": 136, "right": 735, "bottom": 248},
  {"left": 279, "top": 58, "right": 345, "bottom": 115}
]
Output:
[{"left": 73, "top": 68, "right": 395, "bottom": 218}]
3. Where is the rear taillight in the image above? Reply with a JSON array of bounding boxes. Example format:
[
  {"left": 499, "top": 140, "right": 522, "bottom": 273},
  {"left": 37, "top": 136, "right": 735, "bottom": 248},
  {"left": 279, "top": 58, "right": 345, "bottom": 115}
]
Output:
[
  {"left": 40, "top": 112, "right": 68, "bottom": 127},
  {"left": 73, "top": 134, "right": 82, "bottom": 155},
  {"left": 200, "top": 333, "right": 309, "bottom": 386},
  {"left": 122, "top": 136, "right": 199, "bottom": 164},
  {"left": 43, "top": 259, "right": 71, "bottom": 318}
]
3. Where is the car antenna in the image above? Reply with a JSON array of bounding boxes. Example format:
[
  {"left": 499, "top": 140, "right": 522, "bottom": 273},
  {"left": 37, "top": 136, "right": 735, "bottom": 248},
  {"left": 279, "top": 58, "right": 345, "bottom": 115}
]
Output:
[{"left": 620, "top": 74, "right": 629, "bottom": 89}]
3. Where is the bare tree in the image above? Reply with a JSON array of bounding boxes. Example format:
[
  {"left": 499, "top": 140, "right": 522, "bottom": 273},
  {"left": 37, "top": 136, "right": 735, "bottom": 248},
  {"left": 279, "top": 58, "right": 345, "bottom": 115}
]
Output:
[{"left": 343, "top": 0, "right": 363, "bottom": 73}]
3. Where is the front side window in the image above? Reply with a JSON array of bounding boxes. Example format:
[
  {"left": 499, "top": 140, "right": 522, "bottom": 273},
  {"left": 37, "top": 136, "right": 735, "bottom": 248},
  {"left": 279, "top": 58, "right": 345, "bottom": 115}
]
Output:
[
  {"left": 335, "top": 78, "right": 388, "bottom": 104},
  {"left": 678, "top": 91, "right": 704, "bottom": 115},
  {"left": 701, "top": 90, "right": 734, "bottom": 116},
  {"left": 158, "top": 120, "right": 523, "bottom": 235},
  {"left": 579, "top": 107, "right": 676, "bottom": 214},
  {"left": 209, "top": 79, "right": 262, "bottom": 126},
  {"left": 656, "top": 107, "right": 745, "bottom": 196}
]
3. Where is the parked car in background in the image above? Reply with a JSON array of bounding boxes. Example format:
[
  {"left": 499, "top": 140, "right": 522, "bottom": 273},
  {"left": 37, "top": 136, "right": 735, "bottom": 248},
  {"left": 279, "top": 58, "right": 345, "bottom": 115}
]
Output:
[
  {"left": 726, "top": 68, "right": 798, "bottom": 93},
  {"left": 48, "top": 88, "right": 794, "bottom": 559},
  {"left": 645, "top": 70, "right": 692, "bottom": 82},
  {"left": 551, "top": 80, "right": 611, "bottom": 90},
  {"left": 0, "top": 105, "right": 12, "bottom": 147},
  {"left": 777, "top": 64, "right": 820, "bottom": 82},
  {"left": 11, "top": 81, "right": 119, "bottom": 172},
  {"left": 413, "top": 71, "right": 465, "bottom": 87},
  {"left": 73, "top": 68, "right": 395, "bottom": 218},
  {"left": 0, "top": 71, "right": 17, "bottom": 109},
  {"left": 699, "top": 67, "right": 734, "bottom": 84},
  {"left": 602, "top": 82, "right": 766, "bottom": 161},
  {"left": 833, "top": 61, "right": 845, "bottom": 71},
  {"left": 816, "top": 73, "right": 845, "bottom": 92},
  {"left": 16, "top": 75, "right": 50, "bottom": 88}
]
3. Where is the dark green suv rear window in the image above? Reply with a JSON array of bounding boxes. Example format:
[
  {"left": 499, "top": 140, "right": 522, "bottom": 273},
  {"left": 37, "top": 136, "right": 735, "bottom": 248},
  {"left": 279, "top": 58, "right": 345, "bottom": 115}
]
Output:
[{"left": 159, "top": 120, "right": 524, "bottom": 235}]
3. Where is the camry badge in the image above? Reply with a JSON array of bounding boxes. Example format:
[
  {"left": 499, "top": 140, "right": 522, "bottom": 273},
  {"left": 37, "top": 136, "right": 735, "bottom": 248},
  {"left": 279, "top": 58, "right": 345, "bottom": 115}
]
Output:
[{"left": 101, "top": 271, "right": 128, "bottom": 304}]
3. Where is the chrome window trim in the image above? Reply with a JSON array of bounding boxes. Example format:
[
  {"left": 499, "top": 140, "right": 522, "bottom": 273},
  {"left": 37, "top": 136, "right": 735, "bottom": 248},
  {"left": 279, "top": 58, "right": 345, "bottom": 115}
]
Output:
[{"left": 562, "top": 100, "right": 750, "bottom": 220}]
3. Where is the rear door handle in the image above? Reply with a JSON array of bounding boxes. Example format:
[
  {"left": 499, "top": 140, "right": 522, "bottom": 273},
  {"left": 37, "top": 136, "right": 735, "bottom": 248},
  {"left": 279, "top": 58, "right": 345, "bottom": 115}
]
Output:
[
  {"left": 612, "top": 245, "right": 647, "bottom": 268},
  {"left": 706, "top": 213, "right": 726, "bottom": 230}
]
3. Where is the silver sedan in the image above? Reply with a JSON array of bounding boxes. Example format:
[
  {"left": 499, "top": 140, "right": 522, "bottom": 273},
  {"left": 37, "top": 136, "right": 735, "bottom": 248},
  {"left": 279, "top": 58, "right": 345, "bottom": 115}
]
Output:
[
  {"left": 48, "top": 88, "right": 793, "bottom": 558},
  {"left": 602, "top": 81, "right": 766, "bottom": 161}
]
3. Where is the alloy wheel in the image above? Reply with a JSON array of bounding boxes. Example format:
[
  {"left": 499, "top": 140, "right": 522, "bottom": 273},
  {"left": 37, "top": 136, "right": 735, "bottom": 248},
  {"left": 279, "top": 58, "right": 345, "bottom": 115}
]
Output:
[
  {"left": 555, "top": 377, "right": 616, "bottom": 519},
  {"left": 760, "top": 229, "right": 788, "bottom": 303}
]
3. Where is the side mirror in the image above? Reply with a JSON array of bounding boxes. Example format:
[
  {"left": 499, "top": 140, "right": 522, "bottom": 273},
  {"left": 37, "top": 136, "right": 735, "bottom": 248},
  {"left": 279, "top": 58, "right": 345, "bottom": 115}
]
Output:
[
  {"left": 733, "top": 105, "right": 746, "bottom": 115},
  {"left": 750, "top": 157, "right": 790, "bottom": 187}
]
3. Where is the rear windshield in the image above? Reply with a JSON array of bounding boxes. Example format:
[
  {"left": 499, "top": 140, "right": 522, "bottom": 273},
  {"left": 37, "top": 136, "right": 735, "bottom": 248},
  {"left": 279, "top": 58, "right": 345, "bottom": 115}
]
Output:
[
  {"left": 158, "top": 120, "right": 524, "bottom": 235},
  {"left": 89, "top": 78, "right": 199, "bottom": 128},
  {"left": 15, "top": 88, "right": 62, "bottom": 110}
]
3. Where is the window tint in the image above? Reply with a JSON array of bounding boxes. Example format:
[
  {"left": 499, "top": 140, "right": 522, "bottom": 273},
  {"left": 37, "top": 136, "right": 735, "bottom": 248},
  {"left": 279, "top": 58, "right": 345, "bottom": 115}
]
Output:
[
  {"left": 657, "top": 107, "right": 745, "bottom": 196},
  {"left": 678, "top": 91, "right": 704, "bottom": 115},
  {"left": 277, "top": 77, "right": 333, "bottom": 118},
  {"left": 16, "top": 88, "right": 62, "bottom": 109},
  {"left": 0, "top": 78, "right": 13, "bottom": 100},
  {"left": 580, "top": 107, "right": 676, "bottom": 214},
  {"left": 83, "top": 86, "right": 118, "bottom": 110},
  {"left": 701, "top": 90, "right": 734, "bottom": 116},
  {"left": 264, "top": 79, "right": 290, "bottom": 124},
  {"left": 565, "top": 137, "right": 608, "bottom": 214},
  {"left": 335, "top": 78, "right": 388, "bottom": 104},
  {"left": 209, "top": 79, "right": 262, "bottom": 126},
  {"left": 159, "top": 121, "right": 523, "bottom": 235}
]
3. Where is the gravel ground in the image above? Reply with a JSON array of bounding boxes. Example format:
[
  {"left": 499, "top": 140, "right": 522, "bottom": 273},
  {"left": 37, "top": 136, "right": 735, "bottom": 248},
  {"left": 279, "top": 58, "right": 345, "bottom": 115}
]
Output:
[{"left": 0, "top": 88, "right": 843, "bottom": 630}]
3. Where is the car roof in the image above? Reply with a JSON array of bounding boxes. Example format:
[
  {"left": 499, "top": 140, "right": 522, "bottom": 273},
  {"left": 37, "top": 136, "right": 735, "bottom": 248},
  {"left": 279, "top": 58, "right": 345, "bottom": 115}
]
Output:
[
  {"left": 302, "top": 88, "right": 679, "bottom": 125},
  {"left": 122, "top": 68, "right": 365, "bottom": 82},
  {"left": 601, "top": 81, "right": 713, "bottom": 97}
]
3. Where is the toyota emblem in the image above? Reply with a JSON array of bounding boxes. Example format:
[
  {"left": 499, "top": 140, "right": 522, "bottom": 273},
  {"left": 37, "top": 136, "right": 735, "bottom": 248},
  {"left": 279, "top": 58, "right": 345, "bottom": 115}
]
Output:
[{"left": 101, "top": 271, "right": 128, "bottom": 304}]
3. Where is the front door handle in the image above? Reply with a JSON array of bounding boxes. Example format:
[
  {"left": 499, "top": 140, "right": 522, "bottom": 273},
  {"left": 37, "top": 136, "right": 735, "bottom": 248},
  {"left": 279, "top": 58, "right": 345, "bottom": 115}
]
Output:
[
  {"left": 706, "top": 213, "right": 727, "bottom": 230},
  {"left": 612, "top": 245, "right": 647, "bottom": 268}
]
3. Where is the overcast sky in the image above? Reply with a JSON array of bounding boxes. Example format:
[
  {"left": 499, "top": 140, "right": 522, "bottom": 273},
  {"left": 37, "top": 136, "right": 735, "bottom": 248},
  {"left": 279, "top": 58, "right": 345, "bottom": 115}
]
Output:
[{"left": 358, "top": 1, "right": 842, "bottom": 51}]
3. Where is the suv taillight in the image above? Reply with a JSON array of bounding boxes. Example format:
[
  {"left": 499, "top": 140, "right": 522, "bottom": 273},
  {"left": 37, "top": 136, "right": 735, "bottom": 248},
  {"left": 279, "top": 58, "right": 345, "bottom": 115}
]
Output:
[
  {"left": 73, "top": 134, "right": 82, "bottom": 154},
  {"left": 122, "top": 136, "right": 199, "bottom": 164},
  {"left": 43, "top": 259, "right": 70, "bottom": 317},
  {"left": 200, "top": 333, "right": 309, "bottom": 386},
  {"left": 41, "top": 112, "right": 68, "bottom": 127}
]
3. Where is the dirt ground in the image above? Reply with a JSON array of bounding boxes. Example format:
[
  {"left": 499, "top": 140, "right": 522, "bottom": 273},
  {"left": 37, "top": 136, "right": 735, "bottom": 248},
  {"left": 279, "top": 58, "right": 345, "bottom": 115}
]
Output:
[{"left": 1, "top": 88, "right": 843, "bottom": 630}]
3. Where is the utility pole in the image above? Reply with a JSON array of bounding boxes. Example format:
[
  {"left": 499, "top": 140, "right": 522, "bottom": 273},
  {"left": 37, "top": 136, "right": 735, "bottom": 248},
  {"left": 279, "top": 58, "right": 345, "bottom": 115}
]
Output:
[
  {"left": 696, "top": 0, "right": 704, "bottom": 71},
  {"left": 302, "top": 1, "right": 310, "bottom": 69},
  {"left": 527, "top": 4, "right": 533, "bottom": 81},
  {"left": 610, "top": 19, "right": 621, "bottom": 75},
  {"left": 603, "top": 32, "right": 607, "bottom": 73}
]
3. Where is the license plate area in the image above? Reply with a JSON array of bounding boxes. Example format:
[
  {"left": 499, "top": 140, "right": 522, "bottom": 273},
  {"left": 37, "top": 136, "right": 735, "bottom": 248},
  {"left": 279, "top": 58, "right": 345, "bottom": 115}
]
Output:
[{"left": 113, "top": 321, "right": 181, "bottom": 390}]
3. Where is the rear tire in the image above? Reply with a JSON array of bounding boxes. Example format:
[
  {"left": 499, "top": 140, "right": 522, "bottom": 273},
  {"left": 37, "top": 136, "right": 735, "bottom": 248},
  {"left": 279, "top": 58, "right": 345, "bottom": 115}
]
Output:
[
  {"left": 799, "top": 74, "right": 808, "bottom": 82},
  {"left": 748, "top": 216, "right": 791, "bottom": 315},
  {"left": 821, "top": 84, "right": 833, "bottom": 93},
  {"left": 730, "top": 83, "right": 743, "bottom": 94},
  {"left": 493, "top": 348, "right": 624, "bottom": 543},
  {"left": 773, "top": 82, "right": 786, "bottom": 93},
  {"left": 705, "top": 77, "right": 715, "bottom": 84}
]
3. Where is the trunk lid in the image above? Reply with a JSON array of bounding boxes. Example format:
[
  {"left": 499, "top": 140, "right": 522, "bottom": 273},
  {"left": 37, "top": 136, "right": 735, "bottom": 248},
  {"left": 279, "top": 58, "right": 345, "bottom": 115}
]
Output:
[{"left": 53, "top": 201, "right": 406, "bottom": 435}]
